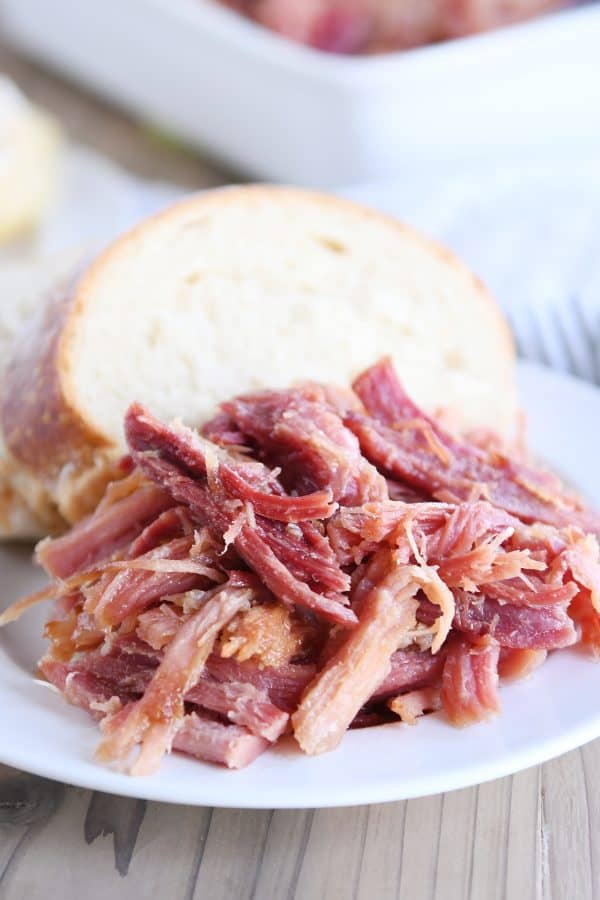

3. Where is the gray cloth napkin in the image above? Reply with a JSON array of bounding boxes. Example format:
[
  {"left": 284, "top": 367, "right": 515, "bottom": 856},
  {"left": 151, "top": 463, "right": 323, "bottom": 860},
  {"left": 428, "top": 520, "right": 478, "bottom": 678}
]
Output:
[{"left": 346, "top": 156, "right": 600, "bottom": 385}]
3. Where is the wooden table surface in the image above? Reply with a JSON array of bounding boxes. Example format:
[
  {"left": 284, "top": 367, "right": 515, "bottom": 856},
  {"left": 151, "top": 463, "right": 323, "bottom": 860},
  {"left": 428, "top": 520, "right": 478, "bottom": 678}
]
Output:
[{"left": 0, "top": 40, "right": 598, "bottom": 900}]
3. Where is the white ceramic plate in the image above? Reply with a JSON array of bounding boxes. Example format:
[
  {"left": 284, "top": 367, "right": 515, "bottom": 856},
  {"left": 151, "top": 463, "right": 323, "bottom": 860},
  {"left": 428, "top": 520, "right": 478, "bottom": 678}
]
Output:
[{"left": 1, "top": 361, "right": 599, "bottom": 808}]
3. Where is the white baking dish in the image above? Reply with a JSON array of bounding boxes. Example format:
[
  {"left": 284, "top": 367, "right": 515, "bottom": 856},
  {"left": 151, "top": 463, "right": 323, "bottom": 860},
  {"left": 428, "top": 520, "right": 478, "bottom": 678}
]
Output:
[{"left": 1, "top": 0, "right": 599, "bottom": 186}]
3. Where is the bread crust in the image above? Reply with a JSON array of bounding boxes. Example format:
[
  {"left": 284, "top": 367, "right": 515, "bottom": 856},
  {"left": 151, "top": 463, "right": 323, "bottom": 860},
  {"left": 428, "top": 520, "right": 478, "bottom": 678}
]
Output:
[
  {"left": 2, "top": 269, "right": 112, "bottom": 477},
  {"left": 1, "top": 267, "right": 119, "bottom": 526}
]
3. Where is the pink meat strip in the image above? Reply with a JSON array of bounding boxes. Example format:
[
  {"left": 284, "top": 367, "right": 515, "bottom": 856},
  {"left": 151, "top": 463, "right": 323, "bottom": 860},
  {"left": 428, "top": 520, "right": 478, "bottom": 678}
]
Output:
[
  {"left": 37, "top": 481, "right": 174, "bottom": 579},
  {"left": 41, "top": 658, "right": 268, "bottom": 768},
  {"left": 564, "top": 533, "right": 600, "bottom": 654},
  {"left": 441, "top": 636, "right": 501, "bottom": 726},
  {"left": 434, "top": 538, "right": 545, "bottom": 592},
  {"left": 186, "top": 679, "right": 289, "bottom": 741},
  {"left": 234, "top": 526, "right": 355, "bottom": 627},
  {"left": 249, "top": 516, "right": 349, "bottom": 594},
  {"left": 328, "top": 499, "right": 515, "bottom": 566},
  {"left": 67, "top": 647, "right": 157, "bottom": 696},
  {"left": 370, "top": 648, "right": 445, "bottom": 701},
  {"left": 407, "top": 510, "right": 543, "bottom": 596},
  {"left": 128, "top": 506, "right": 194, "bottom": 556},
  {"left": 96, "top": 582, "right": 253, "bottom": 775},
  {"left": 452, "top": 590, "right": 577, "bottom": 649},
  {"left": 426, "top": 502, "right": 518, "bottom": 557},
  {"left": 173, "top": 713, "right": 269, "bottom": 769},
  {"left": 507, "top": 523, "right": 600, "bottom": 610},
  {"left": 349, "top": 358, "right": 600, "bottom": 536},
  {"left": 89, "top": 536, "right": 210, "bottom": 628},
  {"left": 330, "top": 498, "right": 541, "bottom": 600},
  {"left": 132, "top": 451, "right": 353, "bottom": 626},
  {"left": 126, "top": 407, "right": 348, "bottom": 593},
  {"left": 570, "top": 592, "right": 600, "bottom": 657},
  {"left": 218, "top": 385, "right": 387, "bottom": 505},
  {"left": 137, "top": 604, "right": 183, "bottom": 649},
  {"left": 484, "top": 578, "right": 577, "bottom": 607},
  {"left": 40, "top": 658, "right": 120, "bottom": 719},
  {"left": 125, "top": 406, "right": 356, "bottom": 627},
  {"left": 555, "top": 531, "right": 600, "bottom": 614},
  {"left": 205, "top": 656, "right": 316, "bottom": 712},
  {"left": 386, "top": 479, "right": 428, "bottom": 503},
  {"left": 202, "top": 410, "right": 248, "bottom": 448},
  {"left": 124, "top": 409, "right": 349, "bottom": 601},
  {"left": 126, "top": 401, "right": 335, "bottom": 523},
  {"left": 43, "top": 637, "right": 288, "bottom": 741},
  {"left": 327, "top": 500, "right": 452, "bottom": 565},
  {"left": 292, "top": 548, "right": 423, "bottom": 754}
]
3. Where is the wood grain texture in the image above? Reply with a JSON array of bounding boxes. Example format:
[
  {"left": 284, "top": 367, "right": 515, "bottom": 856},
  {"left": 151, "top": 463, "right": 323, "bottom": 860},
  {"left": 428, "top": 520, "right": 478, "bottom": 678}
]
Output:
[
  {"left": 84, "top": 793, "right": 147, "bottom": 876},
  {"left": 0, "top": 764, "right": 65, "bottom": 895},
  {"left": 1, "top": 744, "right": 599, "bottom": 899}
]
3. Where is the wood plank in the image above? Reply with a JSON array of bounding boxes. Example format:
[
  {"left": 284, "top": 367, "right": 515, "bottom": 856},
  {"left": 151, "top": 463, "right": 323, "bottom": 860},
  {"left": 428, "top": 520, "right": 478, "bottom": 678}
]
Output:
[
  {"left": 468, "top": 779, "right": 512, "bottom": 900},
  {"left": 0, "top": 765, "right": 65, "bottom": 892},
  {"left": 434, "top": 786, "right": 478, "bottom": 899},
  {"left": 541, "top": 750, "right": 594, "bottom": 900},
  {"left": 293, "top": 806, "right": 370, "bottom": 900},
  {"left": 0, "top": 776, "right": 212, "bottom": 900},
  {"left": 1, "top": 786, "right": 93, "bottom": 900},
  {"left": 118, "top": 799, "right": 211, "bottom": 899},
  {"left": 505, "top": 767, "right": 540, "bottom": 900},
  {"left": 84, "top": 792, "right": 147, "bottom": 876},
  {"left": 354, "top": 801, "right": 407, "bottom": 900},
  {"left": 250, "top": 809, "right": 313, "bottom": 900},
  {"left": 580, "top": 741, "right": 600, "bottom": 899},
  {"left": 397, "top": 793, "right": 444, "bottom": 900},
  {"left": 190, "top": 808, "right": 273, "bottom": 900}
]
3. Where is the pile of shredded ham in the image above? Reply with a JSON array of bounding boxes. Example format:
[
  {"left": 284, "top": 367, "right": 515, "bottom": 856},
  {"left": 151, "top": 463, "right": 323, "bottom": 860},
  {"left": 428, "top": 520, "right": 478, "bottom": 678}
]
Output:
[{"left": 3, "top": 357, "right": 600, "bottom": 774}]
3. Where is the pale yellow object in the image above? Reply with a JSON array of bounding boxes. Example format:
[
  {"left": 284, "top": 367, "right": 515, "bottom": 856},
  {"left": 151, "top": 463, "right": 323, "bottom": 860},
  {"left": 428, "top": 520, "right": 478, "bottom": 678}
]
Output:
[{"left": 0, "top": 76, "right": 62, "bottom": 244}]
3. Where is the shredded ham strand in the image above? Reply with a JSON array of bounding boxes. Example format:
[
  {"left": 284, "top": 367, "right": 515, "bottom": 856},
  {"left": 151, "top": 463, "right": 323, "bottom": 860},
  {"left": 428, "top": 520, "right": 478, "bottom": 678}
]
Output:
[
  {"left": 217, "top": 385, "right": 387, "bottom": 505},
  {"left": 292, "top": 550, "right": 422, "bottom": 754},
  {"left": 108, "top": 557, "right": 225, "bottom": 581},
  {"left": 186, "top": 679, "right": 289, "bottom": 741},
  {"left": 0, "top": 583, "right": 58, "bottom": 627},
  {"left": 2, "top": 356, "right": 599, "bottom": 774},
  {"left": 96, "top": 584, "right": 252, "bottom": 774},
  {"left": 36, "top": 482, "right": 174, "bottom": 579},
  {"left": 441, "top": 636, "right": 501, "bottom": 727},
  {"left": 172, "top": 713, "right": 269, "bottom": 769},
  {"left": 350, "top": 358, "right": 600, "bottom": 537},
  {"left": 389, "top": 687, "right": 442, "bottom": 724}
]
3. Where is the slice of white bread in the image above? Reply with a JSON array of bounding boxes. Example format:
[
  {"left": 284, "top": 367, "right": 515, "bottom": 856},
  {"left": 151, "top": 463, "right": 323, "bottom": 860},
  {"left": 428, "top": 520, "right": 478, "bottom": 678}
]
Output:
[
  {"left": 0, "top": 76, "right": 62, "bottom": 244},
  {"left": 1, "top": 185, "right": 516, "bottom": 532}
]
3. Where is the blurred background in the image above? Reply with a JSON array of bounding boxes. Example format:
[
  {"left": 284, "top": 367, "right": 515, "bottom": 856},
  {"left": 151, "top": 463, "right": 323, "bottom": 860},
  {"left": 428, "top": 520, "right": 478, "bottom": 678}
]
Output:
[{"left": 1, "top": 0, "right": 600, "bottom": 379}]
